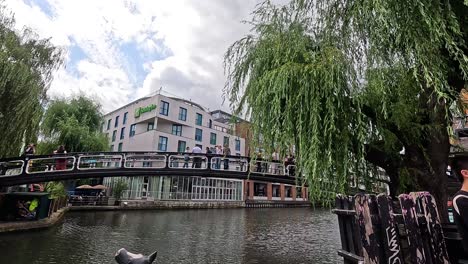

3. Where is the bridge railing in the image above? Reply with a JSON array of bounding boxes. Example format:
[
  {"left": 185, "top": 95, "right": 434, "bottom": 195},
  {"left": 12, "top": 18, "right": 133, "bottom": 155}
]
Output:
[
  {"left": 210, "top": 157, "right": 249, "bottom": 172},
  {"left": 250, "top": 160, "right": 290, "bottom": 176},
  {"left": 168, "top": 155, "right": 208, "bottom": 169},
  {"left": 0, "top": 152, "right": 303, "bottom": 180},
  {"left": 77, "top": 154, "right": 123, "bottom": 170},
  {"left": 26, "top": 157, "right": 76, "bottom": 174},
  {"left": 0, "top": 160, "right": 24, "bottom": 176},
  {"left": 124, "top": 154, "right": 166, "bottom": 168}
]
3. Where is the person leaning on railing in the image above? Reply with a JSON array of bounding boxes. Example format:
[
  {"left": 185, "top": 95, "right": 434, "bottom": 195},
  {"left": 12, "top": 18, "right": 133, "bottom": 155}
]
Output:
[{"left": 223, "top": 145, "right": 231, "bottom": 170}]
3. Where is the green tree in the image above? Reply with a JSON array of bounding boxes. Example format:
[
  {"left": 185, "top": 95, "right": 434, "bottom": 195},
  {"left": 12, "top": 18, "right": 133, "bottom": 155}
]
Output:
[
  {"left": 38, "top": 95, "right": 108, "bottom": 154},
  {"left": 225, "top": 0, "right": 467, "bottom": 217},
  {"left": 112, "top": 179, "right": 128, "bottom": 200},
  {"left": 45, "top": 181, "right": 67, "bottom": 199},
  {"left": 0, "top": 2, "right": 63, "bottom": 158}
]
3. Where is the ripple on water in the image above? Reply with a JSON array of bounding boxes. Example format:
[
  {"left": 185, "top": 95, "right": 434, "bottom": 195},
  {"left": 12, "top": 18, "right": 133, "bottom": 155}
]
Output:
[{"left": 0, "top": 208, "right": 341, "bottom": 264}]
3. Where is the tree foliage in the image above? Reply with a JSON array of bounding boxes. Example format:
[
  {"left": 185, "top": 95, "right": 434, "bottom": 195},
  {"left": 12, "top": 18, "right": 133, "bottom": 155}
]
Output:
[
  {"left": 38, "top": 95, "right": 108, "bottom": 154},
  {"left": 113, "top": 179, "right": 128, "bottom": 200},
  {"left": 225, "top": 0, "right": 468, "bottom": 205},
  {"left": 45, "top": 181, "right": 67, "bottom": 199},
  {"left": 0, "top": 2, "right": 63, "bottom": 158}
]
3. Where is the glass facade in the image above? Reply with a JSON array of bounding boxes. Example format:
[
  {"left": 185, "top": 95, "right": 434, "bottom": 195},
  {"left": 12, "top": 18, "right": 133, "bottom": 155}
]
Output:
[
  {"left": 196, "top": 113, "right": 203, "bottom": 126},
  {"left": 195, "top": 128, "right": 202, "bottom": 141},
  {"left": 179, "top": 107, "right": 187, "bottom": 121},
  {"left": 158, "top": 136, "right": 168, "bottom": 151},
  {"left": 160, "top": 101, "right": 169, "bottom": 116},
  {"left": 104, "top": 176, "right": 243, "bottom": 201},
  {"left": 172, "top": 124, "right": 182, "bottom": 136}
]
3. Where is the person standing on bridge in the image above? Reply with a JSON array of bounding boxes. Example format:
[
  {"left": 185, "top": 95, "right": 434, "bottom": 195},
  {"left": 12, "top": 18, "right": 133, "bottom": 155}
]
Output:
[
  {"left": 192, "top": 145, "right": 202, "bottom": 168},
  {"left": 223, "top": 145, "right": 231, "bottom": 170},
  {"left": 183, "top": 147, "right": 190, "bottom": 168},
  {"left": 451, "top": 154, "right": 468, "bottom": 253},
  {"left": 54, "top": 145, "right": 67, "bottom": 171},
  {"left": 23, "top": 143, "right": 36, "bottom": 156}
]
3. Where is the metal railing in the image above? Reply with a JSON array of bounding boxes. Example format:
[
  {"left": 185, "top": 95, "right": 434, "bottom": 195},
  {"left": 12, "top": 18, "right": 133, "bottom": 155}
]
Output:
[
  {"left": 0, "top": 151, "right": 301, "bottom": 180},
  {"left": 26, "top": 157, "right": 76, "bottom": 174},
  {"left": 250, "top": 160, "right": 290, "bottom": 176},
  {"left": 168, "top": 155, "right": 208, "bottom": 169}
]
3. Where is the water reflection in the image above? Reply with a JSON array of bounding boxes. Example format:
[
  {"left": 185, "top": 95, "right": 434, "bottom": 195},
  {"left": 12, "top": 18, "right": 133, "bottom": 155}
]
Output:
[{"left": 0, "top": 208, "right": 341, "bottom": 264}]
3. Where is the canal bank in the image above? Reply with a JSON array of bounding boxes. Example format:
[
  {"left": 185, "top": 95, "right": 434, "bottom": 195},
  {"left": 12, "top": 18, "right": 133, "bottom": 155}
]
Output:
[
  {"left": 0, "top": 208, "right": 340, "bottom": 264},
  {"left": 0, "top": 207, "right": 69, "bottom": 233}
]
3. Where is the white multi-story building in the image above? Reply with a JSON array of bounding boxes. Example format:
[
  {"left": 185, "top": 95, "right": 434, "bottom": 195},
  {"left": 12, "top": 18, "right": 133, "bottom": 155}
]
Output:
[
  {"left": 101, "top": 91, "right": 308, "bottom": 204},
  {"left": 102, "top": 91, "right": 246, "bottom": 156}
]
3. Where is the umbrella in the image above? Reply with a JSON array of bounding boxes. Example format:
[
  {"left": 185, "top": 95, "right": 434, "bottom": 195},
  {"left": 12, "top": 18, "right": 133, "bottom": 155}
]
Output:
[
  {"left": 92, "top": 185, "right": 107, "bottom": 190},
  {"left": 76, "top": 184, "right": 93, "bottom": 189}
]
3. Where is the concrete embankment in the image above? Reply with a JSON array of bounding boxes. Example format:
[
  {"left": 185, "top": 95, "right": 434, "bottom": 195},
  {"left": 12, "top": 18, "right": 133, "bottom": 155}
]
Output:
[{"left": 0, "top": 207, "right": 69, "bottom": 233}]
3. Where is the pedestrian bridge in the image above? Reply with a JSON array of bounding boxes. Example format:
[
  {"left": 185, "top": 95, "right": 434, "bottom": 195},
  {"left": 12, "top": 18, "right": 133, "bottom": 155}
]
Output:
[{"left": 0, "top": 152, "right": 298, "bottom": 187}]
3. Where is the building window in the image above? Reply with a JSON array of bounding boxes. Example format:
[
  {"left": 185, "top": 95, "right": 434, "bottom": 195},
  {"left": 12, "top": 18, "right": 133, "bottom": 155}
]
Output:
[
  {"left": 147, "top": 122, "right": 154, "bottom": 131},
  {"left": 118, "top": 143, "right": 123, "bottom": 152},
  {"left": 110, "top": 145, "right": 114, "bottom": 151},
  {"left": 120, "top": 127, "right": 125, "bottom": 140},
  {"left": 196, "top": 113, "right": 203, "bottom": 126},
  {"left": 172, "top": 124, "right": 182, "bottom": 136},
  {"left": 235, "top": 139, "right": 241, "bottom": 151},
  {"left": 223, "top": 136, "right": 229, "bottom": 146},
  {"left": 107, "top": 119, "right": 111, "bottom": 130},
  {"left": 209, "top": 119, "right": 212, "bottom": 128},
  {"left": 179, "top": 107, "right": 187, "bottom": 121},
  {"left": 114, "top": 116, "right": 119, "bottom": 127},
  {"left": 195, "top": 128, "right": 203, "bottom": 142},
  {"left": 210, "top": 133, "right": 217, "bottom": 145},
  {"left": 112, "top": 130, "right": 117, "bottom": 142},
  {"left": 177, "top": 140, "right": 186, "bottom": 152},
  {"left": 129, "top": 124, "right": 136, "bottom": 137},
  {"left": 160, "top": 101, "right": 169, "bottom": 116},
  {"left": 158, "top": 136, "right": 168, "bottom": 151},
  {"left": 123, "top": 112, "right": 128, "bottom": 125}
]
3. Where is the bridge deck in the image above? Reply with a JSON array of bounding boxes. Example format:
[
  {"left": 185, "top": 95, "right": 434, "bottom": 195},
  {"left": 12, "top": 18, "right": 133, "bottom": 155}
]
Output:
[{"left": 0, "top": 152, "right": 300, "bottom": 187}]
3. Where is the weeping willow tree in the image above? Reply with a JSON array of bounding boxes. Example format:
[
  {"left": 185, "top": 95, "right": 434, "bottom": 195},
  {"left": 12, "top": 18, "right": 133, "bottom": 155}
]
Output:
[
  {"left": 0, "top": 2, "right": 63, "bottom": 158},
  {"left": 225, "top": 0, "right": 468, "bottom": 216},
  {"left": 38, "top": 95, "right": 108, "bottom": 154}
]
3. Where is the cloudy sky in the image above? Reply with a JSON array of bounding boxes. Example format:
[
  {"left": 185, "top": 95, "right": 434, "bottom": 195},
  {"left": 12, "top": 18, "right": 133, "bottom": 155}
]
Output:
[{"left": 6, "top": 0, "right": 267, "bottom": 113}]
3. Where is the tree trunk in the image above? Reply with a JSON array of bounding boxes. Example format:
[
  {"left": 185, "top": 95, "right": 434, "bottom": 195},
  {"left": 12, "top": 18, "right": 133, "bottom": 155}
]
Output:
[{"left": 402, "top": 93, "right": 451, "bottom": 223}]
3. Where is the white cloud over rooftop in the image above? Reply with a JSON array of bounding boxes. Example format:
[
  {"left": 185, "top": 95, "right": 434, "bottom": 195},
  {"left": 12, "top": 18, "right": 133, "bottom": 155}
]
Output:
[{"left": 6, "top": 0, "right": 262, "bottom": 113}]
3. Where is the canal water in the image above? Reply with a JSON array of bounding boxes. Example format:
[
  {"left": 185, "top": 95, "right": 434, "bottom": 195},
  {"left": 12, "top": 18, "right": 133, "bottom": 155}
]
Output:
[{"left": 0, "top": 208, "right": 341, "bottom": 264}]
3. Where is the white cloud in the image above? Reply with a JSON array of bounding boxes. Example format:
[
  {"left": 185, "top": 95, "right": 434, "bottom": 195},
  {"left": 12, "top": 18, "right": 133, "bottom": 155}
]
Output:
[{"left": 6, "top": 0, "right": 268, "bottom": 113}]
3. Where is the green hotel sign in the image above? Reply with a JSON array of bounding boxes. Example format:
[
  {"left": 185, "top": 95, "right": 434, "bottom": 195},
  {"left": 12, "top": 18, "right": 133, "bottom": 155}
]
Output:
[{"left": 135, "top": 104, "right": 157, "bottom": 118}]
